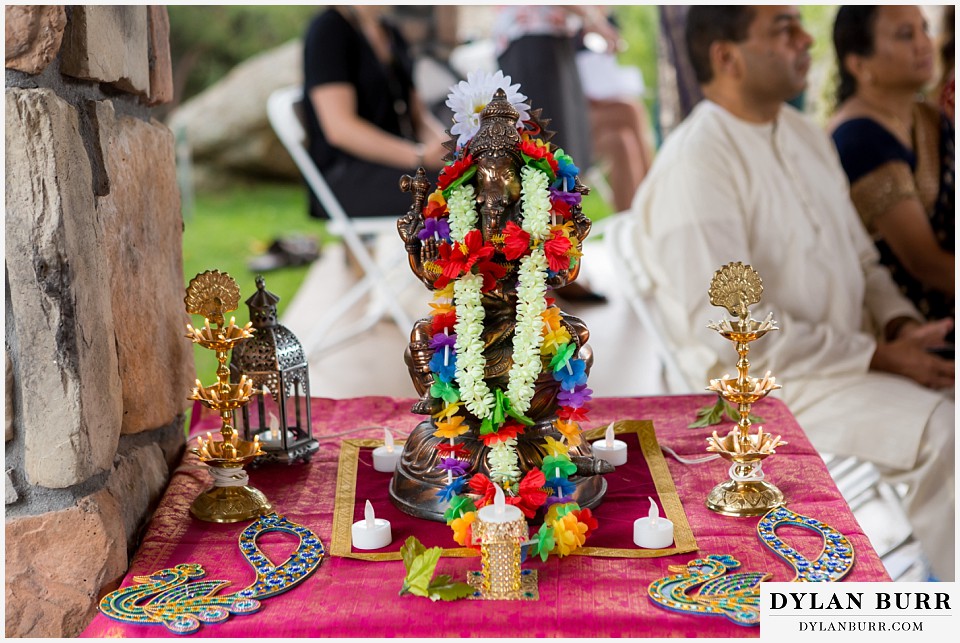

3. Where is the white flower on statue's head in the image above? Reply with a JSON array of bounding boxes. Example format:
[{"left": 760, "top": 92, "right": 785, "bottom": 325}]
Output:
[{"left": 446, "top": 70, "right": 530, "bottom": 149}]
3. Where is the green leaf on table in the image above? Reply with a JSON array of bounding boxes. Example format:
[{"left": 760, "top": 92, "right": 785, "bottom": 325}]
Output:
[
  {"left": 689, "top": 395, "right": 765, "bottom": 428},
  {"left": 688, "top": 396, "right": 728, "bottom": 428},
  {"left": 722, "top": 399, "right": 765, "bottom": 425},
  {"left": 400, "top": 535, "right": 426, "bottom": 572},
  {"left": 400, "top": 545, "right": 442, "bottom": 598},
  {"left": 398, "top": 537, "right": 473, "bottom": 601},
  {"left": 426, "top": 575, "right": 475, "bottom": 602}
]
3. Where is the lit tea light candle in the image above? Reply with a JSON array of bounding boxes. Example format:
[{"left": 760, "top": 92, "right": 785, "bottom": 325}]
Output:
[
  {"left": 260, "top": 413, "right": 293, "bottom": 446},
  {"left": 592, "top": 422, "right": 627, "bottom": 466},
  {"left": 372, "top": 429, "right": 402, "bottom": 472},
  {"left": 633, "top": 497, "right": 674, "bottom": 549},
  {"left": 352, "top": 499, "right": 392, "bottom": 550},
  {"left": 477, "top": 482, "right": 523, "bottom": 524}
]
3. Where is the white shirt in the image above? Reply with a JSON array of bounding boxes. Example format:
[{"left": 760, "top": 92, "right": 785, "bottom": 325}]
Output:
[{"left": 630, "top": 100, "right": 942, "bottom": 469}]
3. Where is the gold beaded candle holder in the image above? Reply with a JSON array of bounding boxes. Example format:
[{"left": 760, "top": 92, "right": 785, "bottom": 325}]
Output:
[{"left": 466, "top": 486, "right": 538, "bottom": 600}]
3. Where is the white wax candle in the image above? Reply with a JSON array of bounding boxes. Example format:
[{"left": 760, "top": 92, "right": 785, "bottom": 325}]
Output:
[
  {"left": 477, "top": 482, "right": 523, "bottom": 524},
  {"left": 633, "top": 497, "right": 674, "bottom": 549},
  {"left": 592, "top": 422, "right": 627, "bottom": 467},
  {"left": 372, "top": 429, "right": 401, "bottom": 472},
  {"left": 352, "top": 500, "right": 392, "bottom": 550}
]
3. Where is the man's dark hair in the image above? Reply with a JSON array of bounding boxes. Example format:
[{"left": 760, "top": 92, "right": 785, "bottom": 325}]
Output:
[
  {"left": 832, "top": 6, "right": 881, "bottom": 106},
  {"left": 685, "top": 6, "right": 756, "bottom": 84}
]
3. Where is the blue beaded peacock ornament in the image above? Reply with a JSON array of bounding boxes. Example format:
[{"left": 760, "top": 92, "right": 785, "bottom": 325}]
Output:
[
  {"left": 99, "top": 512, "right": 324, "bottom": 635},
  {"left": 648, "top": 506, "right": 855, "bottom": 626}
]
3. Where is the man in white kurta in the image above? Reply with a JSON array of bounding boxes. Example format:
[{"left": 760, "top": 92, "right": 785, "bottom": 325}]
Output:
[{"left": 630, "top": 6, "right": 954, "bottom": 580}]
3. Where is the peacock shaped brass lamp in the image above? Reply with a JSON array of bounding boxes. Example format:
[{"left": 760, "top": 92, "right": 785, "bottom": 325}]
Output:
[
  {"left": 184, "top": 270, "right": 272, "bottom": 523},
  {"left": 703, "top": 262, "right": 787, "bottom": 517}
]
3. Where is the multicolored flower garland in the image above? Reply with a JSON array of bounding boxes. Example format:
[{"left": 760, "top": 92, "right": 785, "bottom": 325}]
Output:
[{"left": 420, "top": 75, "right": 599, "bottom": 558}]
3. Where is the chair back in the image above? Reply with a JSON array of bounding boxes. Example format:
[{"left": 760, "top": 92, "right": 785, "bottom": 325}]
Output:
[
  {"left": 267, "top": 86, "right": 356, "bottom": 233},
  {"left": 603, "top": 212, "right": 695, "bottom": 394},
  {"left": 266, "top": 86, "right": 414, "bottom": 355}
]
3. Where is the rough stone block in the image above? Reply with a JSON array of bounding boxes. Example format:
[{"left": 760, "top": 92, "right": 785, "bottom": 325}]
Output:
[
  {"left": 146, "top": 6, "right": 173, "bottom": 106},
  {"left": 4, "top": 489, "right": 127, "bottom": 637},
  {"left": 4, "top": 5, "right": 66, "bottom": 75},
  {"left": 5, "top": 88, "right": 123, "bottom": 488},
  {"left": 61, "top": 6, "right": 149, "bottom": 95},
  {"left": 168, "top": 40, "right": 302, "bottom": 182},
  {"left": 93, "top": 100, "right": 195, "bottom": 434},
  {"left": 105, "top": 444, "right": 169, "bottom": 547}
]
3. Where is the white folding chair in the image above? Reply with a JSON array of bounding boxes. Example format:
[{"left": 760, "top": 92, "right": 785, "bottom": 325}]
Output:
[
  {"left": 603, "top": 211, "right": 695, "bottom": 394},
  {"left": 267, "top": 86, "right": 414, "bottom": 358}
]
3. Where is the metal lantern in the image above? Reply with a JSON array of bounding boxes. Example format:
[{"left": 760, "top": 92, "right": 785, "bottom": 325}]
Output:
[{"left": 230, "top": 276, "right": 318, "bottom": 465}]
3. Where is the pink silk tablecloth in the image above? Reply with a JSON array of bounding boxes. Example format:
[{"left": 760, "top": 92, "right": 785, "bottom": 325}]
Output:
[{"left": 82, "top": 395, "right": 890, "bottom": 638}]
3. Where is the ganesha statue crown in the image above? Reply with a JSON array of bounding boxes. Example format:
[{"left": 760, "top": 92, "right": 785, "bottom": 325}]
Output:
[{"left": 391, "top": 80, "right": 611, "bottom": 523}]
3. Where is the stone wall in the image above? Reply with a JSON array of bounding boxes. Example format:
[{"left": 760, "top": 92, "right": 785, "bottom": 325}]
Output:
[{"left": 5, "top": 6, "right": 194, "bottom": 637}]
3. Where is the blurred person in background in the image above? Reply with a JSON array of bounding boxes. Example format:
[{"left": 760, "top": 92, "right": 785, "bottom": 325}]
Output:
[
  {"left": 630, "top": 5, "right": 954, "bottom": 581},
  {"left": 575, "top": 8, "right": 657, "bottom": 212},
  {"left": 303, "top": 6, "right": 448, "bottom": 219},
  {"left": 829, "top": 6, "right": 954, "bottom": 340}
]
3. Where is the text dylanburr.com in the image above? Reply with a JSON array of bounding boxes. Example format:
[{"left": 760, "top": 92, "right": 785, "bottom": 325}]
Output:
[{"left": 761, "top": 583, "right": 955, "bottom": 639}]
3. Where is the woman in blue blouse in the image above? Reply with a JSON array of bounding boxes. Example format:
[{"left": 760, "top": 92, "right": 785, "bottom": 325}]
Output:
[{"left": 829, "top": 5, "right": 954, "bottom": 330}]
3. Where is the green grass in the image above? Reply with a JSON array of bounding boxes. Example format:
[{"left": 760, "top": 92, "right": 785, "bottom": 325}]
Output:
[{"left": 182, "top": 181, "right": 329, "bottom": 381}]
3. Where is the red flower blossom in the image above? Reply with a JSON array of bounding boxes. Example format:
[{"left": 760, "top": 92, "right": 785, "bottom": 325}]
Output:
[
  {"left": 468, "top": 470, "right": 547, "bottom": 519},
  {"left": 469, "top": 473, "right": 496, "bottom": 507},
  {"left": 476, "top": 260, "right": 507, "bottom": 293},
  {"left": 515, "top": 468, "right": 549, "bottom": 516},
  {"left": 431, "top": 311, "right": 457, "bottom": 334},
  {"left": 435, "top": 443, "right": 470, "bottom": 458},
  {"left": 544, "top": 228, "right": 573, "bottom": 272},
  {"left": 460, "top": 230, "right": 495, "bottom": 272},
  {"left": 433, "top": 242, "right": 467, "bottom": 289},
  {"left": 479, "top": 421, "right": 526, "bottom": 447},
  {"left": 436, "top": 154, "right": 474, "bottom": 191},
  {"left": 423, "top": 198, "right": 447, "bottom": 220},
  {"left": 550, "top": 197, "right": 572, "bottom": 221},
  {"left": 557, "top": 406, "right": 590, "bottom": 423},
  {"left": 502, "top": 221, "right": 531, "bottom": 261}
]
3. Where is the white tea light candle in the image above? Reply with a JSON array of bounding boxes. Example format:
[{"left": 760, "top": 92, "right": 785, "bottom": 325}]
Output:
[
  {"left": 633, "top": 497, "right": 674, "bottom": 549},
  {"left": 476, "top": 482, "right": 523, "bottom": 524},
  {"left": 352, "top": 500, "right": 392, "bottom": 550},
  {"left": 592, "top": 422, "right": 627, "bottom": 467},
  {"left": 372, "top": 428, "right": 402, "bottom": 472}
]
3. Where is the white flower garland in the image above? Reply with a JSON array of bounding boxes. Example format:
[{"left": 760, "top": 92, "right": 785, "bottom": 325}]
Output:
[
  {"left": 506, "top": 166, "right": 552, "bottom": 414},
  {"left": 447, "top": 184, "right": 477, "bottom": 242},
  {"left": 453, "top": 273, "right": 493, "bottom": 417},
  {"left": 447, "top": 165, "right": 554, "bottom": 481}
]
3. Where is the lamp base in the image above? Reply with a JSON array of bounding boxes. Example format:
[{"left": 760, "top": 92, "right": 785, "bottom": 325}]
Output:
[
  {"left": 189, "top": 485, "right": 273, "bottom": 523},
  {"left": 705, "top": 479, "right": 784, "bottom": 517},
  {"left": 466, "top": 569, "right": 539, "bottom": 600}
]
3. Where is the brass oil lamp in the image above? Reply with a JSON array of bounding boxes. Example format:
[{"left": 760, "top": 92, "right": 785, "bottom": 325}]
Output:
[
  {"left": 703, "top": 262, "right": 787, "bottom": 517},
  {"left": 184, "top": 270, "right": 271, "bottom": 522}
]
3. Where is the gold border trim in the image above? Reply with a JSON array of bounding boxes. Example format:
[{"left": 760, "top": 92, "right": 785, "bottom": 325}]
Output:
[
  {"left": 331, "top": 420, "right": 697, "bottom": 560},
  {"left": 575, "top": 420, "right": 698, "bottom": 558},
  {"left": 331, "top": 438, "right": 478, "bottom": 561}
]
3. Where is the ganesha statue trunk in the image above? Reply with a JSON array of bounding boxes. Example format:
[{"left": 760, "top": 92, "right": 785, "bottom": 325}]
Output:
[{"left": 389, "top": 87, "right": 612, "bottom": 523}]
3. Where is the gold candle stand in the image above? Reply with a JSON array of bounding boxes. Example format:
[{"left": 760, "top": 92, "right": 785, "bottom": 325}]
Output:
[
  {"left": 184, "top": 270, "right": 272, "bottom": 523},
  {"left": 467, "top": 511, "right": 538, "bottom": 600},
  {"left": 703, "top": 262, "right": 787, "bottom": 517}
]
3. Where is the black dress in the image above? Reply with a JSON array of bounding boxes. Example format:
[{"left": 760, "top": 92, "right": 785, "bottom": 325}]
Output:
[{"left": 303, "top": 9, "right": 421, "bottom": 219}]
